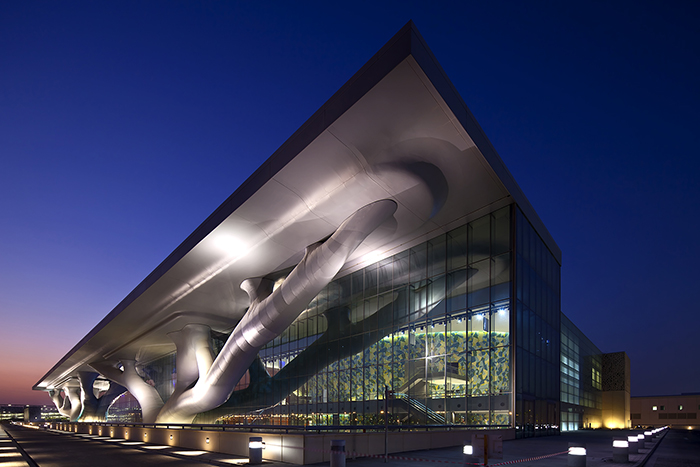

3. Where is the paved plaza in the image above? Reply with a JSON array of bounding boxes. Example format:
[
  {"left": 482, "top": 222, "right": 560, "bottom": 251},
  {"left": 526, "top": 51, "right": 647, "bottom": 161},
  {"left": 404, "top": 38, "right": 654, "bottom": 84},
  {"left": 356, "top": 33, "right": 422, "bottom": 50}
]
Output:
[{"left": 3, "top": 424, "right": 699, "bottom": 467}]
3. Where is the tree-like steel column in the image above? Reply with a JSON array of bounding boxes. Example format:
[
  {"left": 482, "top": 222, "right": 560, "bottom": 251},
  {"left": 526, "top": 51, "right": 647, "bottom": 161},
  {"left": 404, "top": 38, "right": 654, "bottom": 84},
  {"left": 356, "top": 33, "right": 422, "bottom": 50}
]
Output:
[
  {"left": 156, "top": 199, "right": 397, "bottom": 423},
  {"left": 48, "top": 387, "right": 72, "bottom": 419},
  {"left": 62, "top": 379, "right": 83, "bottom": 421},
  {"left": 89, "top": 359, "right": 164, "bottom": 423},
  {"left": 76, "top": 371, "right": 128, "bottom": 422},
  {"left": 167, "top": 324, "right": 215, "bottom": 401}
]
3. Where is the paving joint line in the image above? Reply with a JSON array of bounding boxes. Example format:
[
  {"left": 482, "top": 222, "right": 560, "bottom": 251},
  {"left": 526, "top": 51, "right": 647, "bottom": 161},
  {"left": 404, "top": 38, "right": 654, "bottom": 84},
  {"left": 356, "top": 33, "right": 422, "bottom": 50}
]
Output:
[
  {"left": 2, "top": 426, "right": 40, "bottom": 467},
  {"left": 48, "top": 427, "right": 252, "bottom": 467}
]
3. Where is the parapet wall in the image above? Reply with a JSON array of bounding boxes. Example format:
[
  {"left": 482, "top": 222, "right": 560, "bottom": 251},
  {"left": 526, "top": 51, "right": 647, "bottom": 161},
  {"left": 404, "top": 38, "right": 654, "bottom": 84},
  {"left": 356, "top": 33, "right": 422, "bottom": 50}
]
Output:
[{"left": 50, "top": 422, "right": 515, "bottom": 464}]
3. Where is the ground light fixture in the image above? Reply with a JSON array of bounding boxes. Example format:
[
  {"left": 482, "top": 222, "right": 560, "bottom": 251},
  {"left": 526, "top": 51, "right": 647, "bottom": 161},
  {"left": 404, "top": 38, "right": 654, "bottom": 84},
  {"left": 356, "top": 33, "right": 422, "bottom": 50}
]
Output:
[
  {"left": 568, "top": 446, "right": 586, "bottom": 467},
  {"left": 463, "top": 443, "right": 479, "bottom": 465},
  {"left": 330, "top": 440, "right": 346, "bottom": 467},
  {"left": 612, "top": 439, "right": 628, "bottom": 463},
  {"left": 248, "top": 437, "right": 264, "bottom": 465}
]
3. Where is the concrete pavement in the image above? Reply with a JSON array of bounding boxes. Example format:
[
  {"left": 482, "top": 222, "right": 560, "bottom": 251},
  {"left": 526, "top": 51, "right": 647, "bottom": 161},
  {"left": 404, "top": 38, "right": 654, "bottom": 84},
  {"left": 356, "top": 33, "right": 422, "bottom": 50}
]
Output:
[{"left": 5, "top": 423, "right": 699, "bottom": 467}]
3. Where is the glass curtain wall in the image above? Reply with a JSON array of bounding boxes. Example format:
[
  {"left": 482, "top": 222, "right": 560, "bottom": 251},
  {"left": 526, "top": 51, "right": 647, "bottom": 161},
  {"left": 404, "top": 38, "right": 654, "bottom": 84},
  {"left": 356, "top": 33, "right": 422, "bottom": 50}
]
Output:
[
  {"left": 560, "top": 313, "right": 602, "bottom": 430},
  {"left": 196, "top": 206, "right": 513, "bottom": 428},
  {"left": 108, "top": 207, "right": 516, "bottom": 429},
  {"left": 514, "top": 208, "right": 561, "bottom": 437}
]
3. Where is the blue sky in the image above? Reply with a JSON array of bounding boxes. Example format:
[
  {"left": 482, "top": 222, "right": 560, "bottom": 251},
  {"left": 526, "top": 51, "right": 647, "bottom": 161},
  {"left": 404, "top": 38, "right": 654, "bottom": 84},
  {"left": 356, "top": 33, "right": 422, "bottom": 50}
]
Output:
[{"left": 1, "top": 1, "right": 698, "bottom": 404}]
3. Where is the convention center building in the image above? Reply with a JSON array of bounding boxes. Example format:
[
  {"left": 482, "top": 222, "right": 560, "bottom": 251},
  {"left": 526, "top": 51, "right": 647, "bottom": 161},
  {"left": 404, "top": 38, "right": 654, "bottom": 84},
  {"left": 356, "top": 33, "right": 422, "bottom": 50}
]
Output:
[{"left": 34, "top": 23, "right": 630, "bottom": 448}]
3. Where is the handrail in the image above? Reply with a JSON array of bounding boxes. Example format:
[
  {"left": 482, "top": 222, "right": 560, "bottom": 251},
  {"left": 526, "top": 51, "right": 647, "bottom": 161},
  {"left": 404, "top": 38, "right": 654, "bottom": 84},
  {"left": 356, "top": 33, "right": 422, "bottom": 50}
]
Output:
[
  {"left": 392, "top": 393, "right": 446, "bottom": 424},
  {"left": 53, "top": 420, "right": 510, "bottom": 433}
]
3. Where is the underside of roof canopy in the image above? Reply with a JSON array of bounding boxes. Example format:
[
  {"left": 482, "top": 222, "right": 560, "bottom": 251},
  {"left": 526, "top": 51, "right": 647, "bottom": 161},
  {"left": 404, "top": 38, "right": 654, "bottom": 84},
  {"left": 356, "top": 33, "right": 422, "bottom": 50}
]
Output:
[{"left": 34, "top": 21, "right": 560, "bottom": 392}]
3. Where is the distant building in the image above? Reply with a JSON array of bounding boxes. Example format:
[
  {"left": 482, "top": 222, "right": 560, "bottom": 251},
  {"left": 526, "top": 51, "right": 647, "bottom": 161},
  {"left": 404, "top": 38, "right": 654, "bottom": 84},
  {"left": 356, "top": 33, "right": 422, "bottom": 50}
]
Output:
[
  {"left": 24, "top": 406, "right": 41, "bottom": 423},
  {"left": 0, "top": 404, "right": 63, "bottom": 422},
  {"left": 0, "top": 405, "right": 24, "bottom": 421},
  {"left": 560, "top": 319, "right": 631, "bottom": 430},
  {"left": 631, "top": 393, "right": 700, "bottom": 429},
  {"left": 34, "top": 22, "right": 629, "bottom": 442}
]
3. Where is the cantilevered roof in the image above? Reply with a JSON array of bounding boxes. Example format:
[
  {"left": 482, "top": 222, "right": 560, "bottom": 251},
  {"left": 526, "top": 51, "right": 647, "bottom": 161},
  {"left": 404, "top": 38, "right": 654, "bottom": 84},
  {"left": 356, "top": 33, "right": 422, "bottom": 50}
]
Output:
[{"left": 34, "top": 22, "right": 560, "bottom": 391}]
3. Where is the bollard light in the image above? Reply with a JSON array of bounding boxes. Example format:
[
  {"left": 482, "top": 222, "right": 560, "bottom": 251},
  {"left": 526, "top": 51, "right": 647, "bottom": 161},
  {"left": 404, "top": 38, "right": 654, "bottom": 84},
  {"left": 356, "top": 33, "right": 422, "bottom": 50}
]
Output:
[
  {"left": 628, "top": 435, "right": 639, "bottom": 453},
  {"left": 463, "top": 443, "right": 479, "bottom": 466},
  {"left": 249, "top": 436, "right": 264, "bottom": 465},
  {"left": 612, "top": 439, "right": 629, "bottom": 463},
  {"left": 330, "top": 439, "right": 346, "bottom": 467},
  {"left": 568, "top": 446, "right": 586, "bottom": 467},
  {"left": 249, "top": 440, "right": 264, "bottom": 449},
  {"left": 637, "top": 433, "right": 645, "bottom": 448}
]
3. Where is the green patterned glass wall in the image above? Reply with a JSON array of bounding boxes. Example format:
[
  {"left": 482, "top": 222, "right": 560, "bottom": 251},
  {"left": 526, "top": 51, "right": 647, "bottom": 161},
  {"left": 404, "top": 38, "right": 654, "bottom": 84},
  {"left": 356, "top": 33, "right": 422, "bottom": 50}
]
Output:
[
  {"left": 560, "top": 313, "right": 602, "bottom": 430},
  {"left": 194, "top": 206, "right": 513, "bottom": 428},
  {"left": 514, "top": 208, "right": 561, "bottom": 437}
]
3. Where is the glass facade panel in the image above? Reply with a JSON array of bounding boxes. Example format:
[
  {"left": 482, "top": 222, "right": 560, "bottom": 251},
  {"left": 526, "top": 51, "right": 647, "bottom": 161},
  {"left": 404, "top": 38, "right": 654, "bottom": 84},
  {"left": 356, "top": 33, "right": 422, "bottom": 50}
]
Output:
[
  {"left": 177, "top": 206, "right": 514, "bottom": 427},
  {"left": 560, "top": 313, "right": 603, "bottom": 430},
  {"left": 109, "top": 206, "right": 565, "bottom": 433},
  {"left": 514, "top": 208, "right": 560, "bottom": 437}
]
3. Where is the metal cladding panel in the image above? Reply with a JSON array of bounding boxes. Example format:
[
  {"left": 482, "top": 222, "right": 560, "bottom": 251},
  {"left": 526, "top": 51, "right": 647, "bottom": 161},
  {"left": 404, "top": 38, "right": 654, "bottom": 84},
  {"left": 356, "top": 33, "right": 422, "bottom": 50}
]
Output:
[{"left": 35, "top": 21, "right": 560, "bottom": 390}]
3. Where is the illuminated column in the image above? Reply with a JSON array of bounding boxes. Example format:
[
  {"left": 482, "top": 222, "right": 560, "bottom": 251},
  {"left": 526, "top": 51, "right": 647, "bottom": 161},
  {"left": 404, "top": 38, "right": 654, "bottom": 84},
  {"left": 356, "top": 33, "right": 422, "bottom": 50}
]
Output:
[
  {"left": 90, "top": 359, "right": 164, "bottom": 423},
  {"left": 63, "top": 379, "right": 83, "bottom": 421},
  {"left": 156, "top": 199, "right": 397, "bottom": 423},
  {"left": 167, "top": 324, "right": 214, "bottom": 401},
  {"left": 78, "top": 371, "right": 100, "bottom": 421},
  {"left": 48, "top": 388, "right": 72, "bottom": 418},
  {"left": 76, "top": 371, "right": 127, "bottom": 421}
]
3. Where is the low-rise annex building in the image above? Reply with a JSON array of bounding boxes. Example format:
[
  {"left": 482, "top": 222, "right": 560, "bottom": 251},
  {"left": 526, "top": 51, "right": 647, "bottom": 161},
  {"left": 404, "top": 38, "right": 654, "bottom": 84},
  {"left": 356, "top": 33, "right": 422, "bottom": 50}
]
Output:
[{"left": 631, "top": 393, "right": 700, "bottom": 429}]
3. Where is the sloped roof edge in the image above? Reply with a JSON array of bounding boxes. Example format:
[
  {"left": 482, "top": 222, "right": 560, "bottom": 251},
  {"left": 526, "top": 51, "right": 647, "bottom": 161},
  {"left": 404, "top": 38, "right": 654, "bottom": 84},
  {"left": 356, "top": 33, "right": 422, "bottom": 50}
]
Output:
[{"left": 34, "top": 21, "right": 560, "bottom": 390}]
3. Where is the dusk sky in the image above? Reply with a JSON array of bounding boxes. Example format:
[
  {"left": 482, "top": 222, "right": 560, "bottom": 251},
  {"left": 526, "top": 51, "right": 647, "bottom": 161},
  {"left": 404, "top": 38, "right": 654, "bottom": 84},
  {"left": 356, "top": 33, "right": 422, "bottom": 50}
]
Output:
[{"left": 1, "top": 2, "right": 698, "bottom": 405}]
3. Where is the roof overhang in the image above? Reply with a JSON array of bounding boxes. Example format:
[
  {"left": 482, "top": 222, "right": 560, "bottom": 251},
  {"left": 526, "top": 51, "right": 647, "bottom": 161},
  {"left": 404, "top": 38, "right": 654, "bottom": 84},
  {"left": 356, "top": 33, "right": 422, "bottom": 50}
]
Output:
[{"left": 34, "top": 22, "right": 560, "bottom": 391}]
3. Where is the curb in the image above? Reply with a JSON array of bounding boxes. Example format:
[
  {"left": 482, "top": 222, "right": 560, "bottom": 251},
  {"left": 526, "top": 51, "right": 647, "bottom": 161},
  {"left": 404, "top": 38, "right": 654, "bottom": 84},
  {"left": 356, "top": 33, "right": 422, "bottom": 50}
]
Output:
[{"left": 635, "top": 430, "right": 668, "bottom": 467}]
